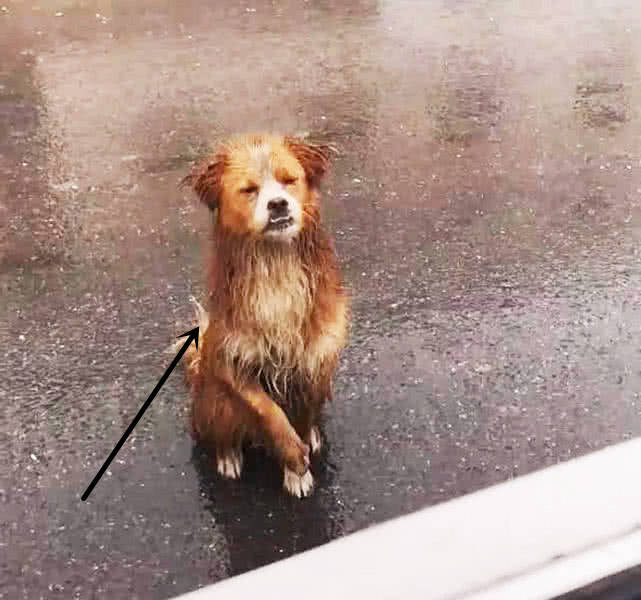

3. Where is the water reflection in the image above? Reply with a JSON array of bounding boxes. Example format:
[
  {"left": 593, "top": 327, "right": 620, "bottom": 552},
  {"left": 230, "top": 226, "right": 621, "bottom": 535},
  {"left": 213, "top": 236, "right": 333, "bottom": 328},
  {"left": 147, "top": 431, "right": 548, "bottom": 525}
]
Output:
[
  {"left": 192, "top": 437, "right": 344, "bottom": 578},
  {"left": 0, "top": 31, "right": 63, "bottom": 269}
]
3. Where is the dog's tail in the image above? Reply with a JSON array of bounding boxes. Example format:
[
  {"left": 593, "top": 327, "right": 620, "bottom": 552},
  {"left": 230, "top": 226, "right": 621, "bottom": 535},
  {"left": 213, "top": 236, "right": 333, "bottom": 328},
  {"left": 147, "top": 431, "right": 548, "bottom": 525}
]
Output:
[{"left": 169, "top": 296, "right": 210, "bottom": 396}]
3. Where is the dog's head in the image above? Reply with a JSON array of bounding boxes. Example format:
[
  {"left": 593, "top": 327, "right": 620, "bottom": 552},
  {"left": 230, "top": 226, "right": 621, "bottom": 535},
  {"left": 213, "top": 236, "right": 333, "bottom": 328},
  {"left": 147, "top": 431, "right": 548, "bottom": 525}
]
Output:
[{"left": 184, "top": 134, "right": 330, "bottom": 241}]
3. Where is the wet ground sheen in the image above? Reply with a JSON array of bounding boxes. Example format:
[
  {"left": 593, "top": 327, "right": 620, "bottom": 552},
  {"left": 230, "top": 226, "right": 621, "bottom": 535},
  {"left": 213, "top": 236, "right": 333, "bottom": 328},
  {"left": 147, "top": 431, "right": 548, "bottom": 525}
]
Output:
[{"left": 2, "top": 1, "right": 641, "bottom": 598}]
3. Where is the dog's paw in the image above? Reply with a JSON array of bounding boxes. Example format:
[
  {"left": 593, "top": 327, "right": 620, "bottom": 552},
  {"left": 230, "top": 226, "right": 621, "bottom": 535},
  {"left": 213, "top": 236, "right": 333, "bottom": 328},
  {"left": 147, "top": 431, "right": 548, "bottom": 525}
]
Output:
[
  {"left": 308, "top": 426, "right": 322, "bottom": 455},
  {"left": 283, "top": 467, "right": 314, "bottom": 498},
  {"left": 280, "top": 430, "right": 310, "bottom": 476},
  {"left": 216, "top": 449, "right": 243, "bottom": 479}
]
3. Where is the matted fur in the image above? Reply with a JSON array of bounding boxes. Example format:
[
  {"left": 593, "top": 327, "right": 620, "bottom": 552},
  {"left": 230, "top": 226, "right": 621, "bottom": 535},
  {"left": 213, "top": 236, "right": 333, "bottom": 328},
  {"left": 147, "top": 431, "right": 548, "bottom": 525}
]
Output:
[{"left": 179, "top": 133, "right": 349, "bottom": 497}]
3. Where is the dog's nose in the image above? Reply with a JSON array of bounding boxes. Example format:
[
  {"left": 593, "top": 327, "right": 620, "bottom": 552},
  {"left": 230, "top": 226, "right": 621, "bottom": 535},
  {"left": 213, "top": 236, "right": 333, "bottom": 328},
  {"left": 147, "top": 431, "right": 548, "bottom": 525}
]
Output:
[{"left": 267, "top": 197, "right": 289, "bottom": 217}]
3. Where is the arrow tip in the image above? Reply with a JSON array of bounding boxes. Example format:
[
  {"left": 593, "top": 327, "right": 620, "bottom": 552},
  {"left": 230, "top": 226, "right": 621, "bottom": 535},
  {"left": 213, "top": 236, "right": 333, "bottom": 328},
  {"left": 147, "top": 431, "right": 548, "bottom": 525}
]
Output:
[{"left": 177, "top": 326, "right": 200, "bottom": 350}]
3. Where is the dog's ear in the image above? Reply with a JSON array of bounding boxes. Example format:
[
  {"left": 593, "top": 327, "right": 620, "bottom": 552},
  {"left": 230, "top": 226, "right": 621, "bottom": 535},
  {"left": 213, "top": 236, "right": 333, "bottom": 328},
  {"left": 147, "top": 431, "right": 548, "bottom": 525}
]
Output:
[
  {"left": 285, "top": 138, "right": 330, "bottom": 189},
  {"left": 181, "top": 155, "right": 225, "bottom": 211}
]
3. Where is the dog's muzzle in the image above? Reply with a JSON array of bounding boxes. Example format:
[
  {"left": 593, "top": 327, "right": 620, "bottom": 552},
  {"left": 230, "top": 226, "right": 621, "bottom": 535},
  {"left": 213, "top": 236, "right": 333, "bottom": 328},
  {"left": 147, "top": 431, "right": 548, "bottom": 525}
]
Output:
[{"left": 265, "top": 197, "right": 294, "bottom": 231}]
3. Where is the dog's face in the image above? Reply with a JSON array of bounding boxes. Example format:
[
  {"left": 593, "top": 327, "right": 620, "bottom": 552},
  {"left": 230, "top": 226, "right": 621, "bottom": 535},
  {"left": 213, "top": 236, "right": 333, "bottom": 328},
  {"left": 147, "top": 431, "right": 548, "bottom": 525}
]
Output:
[{"left": 188, "top": 135, "right": 329, "bottom": 241}]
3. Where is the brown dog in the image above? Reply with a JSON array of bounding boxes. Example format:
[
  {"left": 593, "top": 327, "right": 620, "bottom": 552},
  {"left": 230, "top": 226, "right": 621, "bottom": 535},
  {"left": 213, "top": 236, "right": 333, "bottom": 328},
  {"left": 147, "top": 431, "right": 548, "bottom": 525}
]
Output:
[{"left": 179, "top": 134, "right": 349, "bottom": 497}]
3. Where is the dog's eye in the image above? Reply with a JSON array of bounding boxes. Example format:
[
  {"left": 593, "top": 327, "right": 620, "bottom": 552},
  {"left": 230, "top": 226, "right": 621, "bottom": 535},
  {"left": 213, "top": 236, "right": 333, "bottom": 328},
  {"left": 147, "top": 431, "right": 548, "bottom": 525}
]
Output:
[
  {"left": 240, "top": 184, "right": 259, "bottom": 195},
  {"left": 282, "top": 177, "right": 297, "bottom": 185}
]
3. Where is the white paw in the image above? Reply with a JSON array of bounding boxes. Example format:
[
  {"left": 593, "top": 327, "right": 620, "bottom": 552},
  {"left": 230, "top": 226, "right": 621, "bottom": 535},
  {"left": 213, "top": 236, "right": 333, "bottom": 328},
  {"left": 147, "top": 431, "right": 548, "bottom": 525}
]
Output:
[
  {"left": 283, "top": 467, "right": 314, "bottom": 498},
  {"left": 309, "top": 426, "right": 322, "bottom": 455},
  {"left": 216, "top": 449, "right": 243, "bottom": 479}
]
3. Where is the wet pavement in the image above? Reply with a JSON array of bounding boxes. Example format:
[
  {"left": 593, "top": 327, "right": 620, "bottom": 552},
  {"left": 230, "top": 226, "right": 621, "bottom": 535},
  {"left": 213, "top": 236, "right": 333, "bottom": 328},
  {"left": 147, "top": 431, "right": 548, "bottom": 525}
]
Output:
[{"left": 2, "top": 1, "right": 641, "bottom": 598}]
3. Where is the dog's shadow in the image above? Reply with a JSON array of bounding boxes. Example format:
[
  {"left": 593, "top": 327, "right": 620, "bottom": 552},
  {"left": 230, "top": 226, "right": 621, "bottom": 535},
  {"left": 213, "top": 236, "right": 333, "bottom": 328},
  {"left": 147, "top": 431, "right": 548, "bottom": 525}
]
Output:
[{"left": 191, "top": 429, "right": 342, "bottom": 578}]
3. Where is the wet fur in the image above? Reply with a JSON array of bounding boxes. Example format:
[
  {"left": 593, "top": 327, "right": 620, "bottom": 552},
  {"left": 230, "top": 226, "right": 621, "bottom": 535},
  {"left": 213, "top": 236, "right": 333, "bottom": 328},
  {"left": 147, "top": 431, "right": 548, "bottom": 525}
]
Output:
[{"left": 179, "top": 134, "right": 349, "bottom": 497}]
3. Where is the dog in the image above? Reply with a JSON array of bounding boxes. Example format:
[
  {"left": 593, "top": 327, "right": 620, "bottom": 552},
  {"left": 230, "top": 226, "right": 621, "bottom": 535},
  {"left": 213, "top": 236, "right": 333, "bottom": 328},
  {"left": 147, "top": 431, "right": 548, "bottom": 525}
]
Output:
[{"left": 178, "top": 134, "right": 349, "bottom": 497}]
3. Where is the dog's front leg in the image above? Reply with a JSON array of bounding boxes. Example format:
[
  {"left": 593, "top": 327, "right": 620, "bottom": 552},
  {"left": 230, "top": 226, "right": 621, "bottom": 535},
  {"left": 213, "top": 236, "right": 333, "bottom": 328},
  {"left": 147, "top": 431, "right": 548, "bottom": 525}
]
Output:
[
  {"left": 221, "top": 371, "right": 308, "bottom": 471},
  {"left": 216, "top": 366, "right": 313, "bottom": 497},
  {"left": 238, "top": 382, "right": 315, "bottom": 498},
  {"left": 239, "top": 383, "right": 310, "bottom": 473}
]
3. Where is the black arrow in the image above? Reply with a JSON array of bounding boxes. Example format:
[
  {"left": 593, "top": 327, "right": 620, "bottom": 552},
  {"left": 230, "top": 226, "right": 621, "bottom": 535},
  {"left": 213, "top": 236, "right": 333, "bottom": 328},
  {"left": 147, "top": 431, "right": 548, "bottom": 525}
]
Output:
[{"left": 81, "top": 327, "right": 199, "bottom": 501}]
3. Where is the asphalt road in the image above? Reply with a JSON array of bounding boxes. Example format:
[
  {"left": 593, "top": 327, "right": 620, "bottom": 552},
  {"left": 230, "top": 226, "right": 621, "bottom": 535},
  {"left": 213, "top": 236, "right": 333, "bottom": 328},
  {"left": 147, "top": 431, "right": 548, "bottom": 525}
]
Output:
[{"left": 2, "top": 1, "right": 641, "bottom": 598}]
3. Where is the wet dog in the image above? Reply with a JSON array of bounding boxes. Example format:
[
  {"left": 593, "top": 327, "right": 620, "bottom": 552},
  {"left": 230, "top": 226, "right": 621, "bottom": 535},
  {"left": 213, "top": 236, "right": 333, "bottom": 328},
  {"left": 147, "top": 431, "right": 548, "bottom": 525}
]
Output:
[{"left": 179, "top": 134, "right": 349, "bottom": 497}]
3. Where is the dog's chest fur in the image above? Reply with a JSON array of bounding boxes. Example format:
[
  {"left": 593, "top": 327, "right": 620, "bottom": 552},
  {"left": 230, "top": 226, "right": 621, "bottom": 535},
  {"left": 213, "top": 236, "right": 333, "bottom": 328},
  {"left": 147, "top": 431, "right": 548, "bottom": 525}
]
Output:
[{"left": 222, "top": 250, "right": 315, "bottom": 377}]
